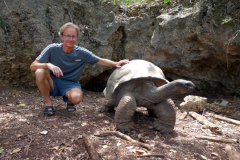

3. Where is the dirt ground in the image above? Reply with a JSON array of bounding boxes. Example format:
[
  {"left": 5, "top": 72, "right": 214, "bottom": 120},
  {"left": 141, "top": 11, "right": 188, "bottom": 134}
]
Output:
[{"left": 0, "top": 86, "right": 240, "bottom": 160}]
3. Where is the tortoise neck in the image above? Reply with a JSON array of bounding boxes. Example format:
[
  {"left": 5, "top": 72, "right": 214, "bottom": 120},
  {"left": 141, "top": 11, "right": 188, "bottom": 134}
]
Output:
[{"left": 145, "top": 82, "right": 177, "bottom": 103}]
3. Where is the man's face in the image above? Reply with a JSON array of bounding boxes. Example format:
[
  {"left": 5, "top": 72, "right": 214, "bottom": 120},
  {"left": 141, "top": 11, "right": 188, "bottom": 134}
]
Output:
[{"left": 61, "top": 27, "right": 77, "bottom": 48}]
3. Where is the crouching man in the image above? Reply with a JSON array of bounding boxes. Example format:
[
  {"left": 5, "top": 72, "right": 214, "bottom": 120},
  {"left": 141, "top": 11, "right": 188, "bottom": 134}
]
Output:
[{"left": 30, "top": 22, "right": 129, "bottom": 115}]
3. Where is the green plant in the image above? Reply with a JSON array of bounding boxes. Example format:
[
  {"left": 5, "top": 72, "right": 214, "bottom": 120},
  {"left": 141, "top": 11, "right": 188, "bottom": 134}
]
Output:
[
  {"left": 0, "top": 17, "right": 7, "bottom": 33},
  {"left": 54, "top": 30, "right": 58, "bottom": 36},
  {"left": 102, "top": 0, "right": 158, "bottom": 6},
  {"left": 92, "top": 42, "right": 99, "bottom": 52},
  {"left": 46, "top": 6, "right": 51, "bottom": 13},
  {"left": 138, "top": 132, "right": 145, "bottom": 135},
  {"left": 59, "top": 145, "right": 66, "bottom": 149},
  {"left": 163, "top": 0, "right": 170, "bottom": 6},
  {"left": 0, "top": 148, "right": 4, "bottom": 153}
]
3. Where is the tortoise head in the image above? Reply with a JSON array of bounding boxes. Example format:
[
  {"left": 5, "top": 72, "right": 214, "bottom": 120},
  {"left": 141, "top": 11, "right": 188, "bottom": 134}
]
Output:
[{"left": 173, "top": 79, "right": 196, "bottom": 94}]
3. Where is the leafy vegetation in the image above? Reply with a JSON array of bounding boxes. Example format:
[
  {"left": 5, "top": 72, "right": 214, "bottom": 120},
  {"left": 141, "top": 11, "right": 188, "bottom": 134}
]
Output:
[
  {"left": 102, "top": 0, "right": 159, "bottom": 5},
  {"left": 163, "top": 0, "right": 170, "bottom": 6},
  {"left": 0, "top": 17, "right": 7, "bottom": 33},
  {"left": 92, "top": 42, "right": 100, "bottom": 52}
]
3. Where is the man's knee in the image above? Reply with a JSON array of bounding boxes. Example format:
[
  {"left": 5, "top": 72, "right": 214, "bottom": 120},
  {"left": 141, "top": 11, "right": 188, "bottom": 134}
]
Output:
[
  {"left": 71, "top": 96, "right": 82, "bottom": 104},
  {"left": 35, "top": 69, "right": 49, "bottom": 80},
  {"left": 67, "top": 89, "right": 83, "bottom": 104}
]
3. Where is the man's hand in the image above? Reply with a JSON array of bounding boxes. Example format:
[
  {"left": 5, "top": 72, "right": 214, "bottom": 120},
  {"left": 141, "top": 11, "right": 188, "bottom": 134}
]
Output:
[
  {"left": 116, "top": 59, "right": 130, "bottom": 68},
  {"left": 47, "top": 63, "right": 63, "bottom": 77}
]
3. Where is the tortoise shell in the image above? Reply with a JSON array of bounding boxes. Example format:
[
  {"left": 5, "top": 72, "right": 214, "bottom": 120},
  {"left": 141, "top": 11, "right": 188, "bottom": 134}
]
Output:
[{"left": 104, "top": 60, "right": 169, "bottom": 101}]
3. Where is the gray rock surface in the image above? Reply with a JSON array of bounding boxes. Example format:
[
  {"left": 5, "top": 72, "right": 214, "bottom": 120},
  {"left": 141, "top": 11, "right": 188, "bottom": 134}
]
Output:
[{"left": 0, "top": 0, "right": 239, "bottom": 95}]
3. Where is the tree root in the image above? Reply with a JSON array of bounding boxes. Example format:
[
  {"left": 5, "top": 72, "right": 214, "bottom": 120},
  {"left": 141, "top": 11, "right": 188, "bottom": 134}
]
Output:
[
  {"left": 206, "top": 112, "right": 240, "bottom": 125},
  {"left": 94, "top": 131, "right": 153, "bottom": 150},
  {"left": 225, "top": 144, "right": 240, "bottom": 160},
  {"left": 136, "top": 154, "right": 164, "bottom": 158},
  {"left": 82, "top": 133, "right": 101, "bottom": 160},
  {"left": 189, "top": 111, "right": 221, "bottom": 133},
  {"left": 196, "top": 136, "right": 238, "bottom": 143},
  {"left": 25, "top": 135, "right": 33, "bottom": 157}
]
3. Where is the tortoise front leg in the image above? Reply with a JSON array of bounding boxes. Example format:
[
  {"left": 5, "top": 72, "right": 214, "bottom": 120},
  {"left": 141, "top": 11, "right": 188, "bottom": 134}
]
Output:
[
  {"left": 148, "top": 99, "right": 176, "bottom": 134},
  {"left": 115, "top": 92, "right": 137, "bottom": 133}
]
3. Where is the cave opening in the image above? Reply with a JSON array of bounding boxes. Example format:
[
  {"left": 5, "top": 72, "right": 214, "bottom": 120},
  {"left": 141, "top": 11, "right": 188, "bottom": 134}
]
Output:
[{"left": 82, "top": 69, "right": 114, "bottom": 92}]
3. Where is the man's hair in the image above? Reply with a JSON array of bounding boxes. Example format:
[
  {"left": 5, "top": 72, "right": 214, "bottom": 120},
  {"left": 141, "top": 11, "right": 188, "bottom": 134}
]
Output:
[{"left": 59, "top": 22, "right": 80, "bottom": 36}]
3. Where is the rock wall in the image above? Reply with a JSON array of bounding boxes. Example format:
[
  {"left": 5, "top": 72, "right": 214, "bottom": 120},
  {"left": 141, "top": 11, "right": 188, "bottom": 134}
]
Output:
[{"left": 0, "top": 0, "right": 240, "bottom": 95}]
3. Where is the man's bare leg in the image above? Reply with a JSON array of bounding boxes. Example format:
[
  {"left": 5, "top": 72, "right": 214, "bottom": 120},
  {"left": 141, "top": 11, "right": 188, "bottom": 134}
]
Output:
[
  {"left": 35, "top": 69, "right": 54, "bottom": 107},
  {"left": 65, "top": 88, "right": 83, "bottom": 111}
]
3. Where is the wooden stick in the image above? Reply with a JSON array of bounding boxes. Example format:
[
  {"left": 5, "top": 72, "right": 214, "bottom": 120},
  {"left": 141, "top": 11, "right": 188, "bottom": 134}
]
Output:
[
  {"left": 25, "top": 135, "right": 33, "bottom": 157},
  {"left": 225, "top": 144, "right": 240, "bottom": 160},
  {"left": 94, "top": 131, "right": 153, "bottom": 150},
  {"left": 206, "top": 112, "right": 240, "bottom": 125},
  {"left": 196, "top": 136, "right": 238, "bottom": 143},
  {"left": 179, "top": 111, "right": 188, "bottom": 120},
  {"left": 136, "top": 154, "right": 164, "bottom": 158},
  {"left": 82, "top": 133, "right": 100, "bottom": 160},
  {"left": 189, "top": 111, "right": 221, "bottom": 133}
]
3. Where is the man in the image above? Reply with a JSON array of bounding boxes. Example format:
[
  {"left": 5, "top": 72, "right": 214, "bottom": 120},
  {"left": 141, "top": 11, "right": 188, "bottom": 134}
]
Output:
[{"left": 30, "top": 22, "right": 129, "bottom": 116}]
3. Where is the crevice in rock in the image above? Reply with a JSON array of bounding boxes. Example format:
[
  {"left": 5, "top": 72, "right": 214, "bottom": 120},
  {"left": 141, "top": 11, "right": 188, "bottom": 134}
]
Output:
[{"left": 109, "top": 26, "right": 127, "bottom": 61}]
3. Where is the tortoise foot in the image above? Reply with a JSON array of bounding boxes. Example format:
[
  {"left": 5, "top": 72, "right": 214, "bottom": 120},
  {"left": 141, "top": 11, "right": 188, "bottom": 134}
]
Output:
[
  {"left": 116, "top": 121, "right": 135, "bottom": 133},
  {"left": 153, "top": 119, "right": 174, "bottom": 134}
]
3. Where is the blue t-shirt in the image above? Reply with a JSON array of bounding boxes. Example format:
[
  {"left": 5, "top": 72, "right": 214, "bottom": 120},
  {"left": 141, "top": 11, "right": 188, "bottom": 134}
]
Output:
[{"left": 36, "top": 43, "right": 100, "bottom": 83}]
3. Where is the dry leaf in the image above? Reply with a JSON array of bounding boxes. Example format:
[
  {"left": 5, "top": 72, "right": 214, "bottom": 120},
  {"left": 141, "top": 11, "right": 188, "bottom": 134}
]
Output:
[
  {"left": 211, "top": 152, "right": 219, "bottom": 156},
  {"left": 53, "top": 125, "right": 58, "bottom": 129},
  {"left": 78, "top": 135, "right": 82, "bottom": 139},
  {"left": 135, "top": 150, "right": 146, "bottom": 154},
  {"left": 126, "top": 146, "right": 133, "bottom": 149},
  {"left": 40, "top": 130, "right": 48, "bottom": 135},
  {"left": 170, "top": 138, "right": 174, "bottom": 141},
  {"left": 170, "top": 149, "right": 177, "bottom": 153},
  {"left": 11, "top": 148, "right": 21, "bottom": 154},
  {"left": 81, "top": 122, "right": 87, "bottom": 126},
  {"left": 102, "top": 145, "right": 108, "bottom": 148},
  {"left": 117, "top": 140, "right": 121, "bottom": 146},
  {"left": 16, "top": 134, "right": 25, "bottom": 138}
]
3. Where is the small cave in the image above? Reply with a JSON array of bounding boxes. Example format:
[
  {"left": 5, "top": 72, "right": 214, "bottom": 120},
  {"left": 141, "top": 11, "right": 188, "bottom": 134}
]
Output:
[{"left": 82, "top": 69, "right": 114, "bottom": 92}]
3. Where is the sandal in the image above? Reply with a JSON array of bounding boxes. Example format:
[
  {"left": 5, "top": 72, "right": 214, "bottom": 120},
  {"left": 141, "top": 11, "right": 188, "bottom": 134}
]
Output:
[
  {"left": 66, "top": 102, "right": 76, "bottom": 112},
  {"left": 43, "top": 106, "right": 54, "bottom": 116}
]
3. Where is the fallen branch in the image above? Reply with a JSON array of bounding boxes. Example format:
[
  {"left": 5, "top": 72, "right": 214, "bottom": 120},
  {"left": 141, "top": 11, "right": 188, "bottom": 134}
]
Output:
[
  {"left": 179, "top": 111, "right": 188, "bottom": 120},
  {"left": 94, "top": 131, "right": 153, "bottom": 150},
  {"left": 82, "top": 133, "right": 100, "bottom": 160},
  {"left": 3, "top": 0, "right": 11, "bottom": 12},
  {"left": 200, "top": 127, "right": 213, "bottom": 136},
  {"left": 25, "top": 135, "right": 33, "bottom": 157},
  {"left": 196, "top": 136, "right": 238, "bottom": 143},
  {"left": 136, "top": 154, "right": 164, "bottom": 158},
  {"left": 225, "top": 144, "right": 240, "bottom": 160},
  {"left": 206, "top": 112, "right": 240, "bottom": 125},
  {"left": 189, "top": 111, "right": 221, "bottom": 133}
]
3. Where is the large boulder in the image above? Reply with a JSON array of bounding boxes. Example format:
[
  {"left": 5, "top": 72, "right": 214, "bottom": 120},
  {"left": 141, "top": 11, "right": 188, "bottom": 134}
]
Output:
[{"left": 0, "top": 0, "right": 240, "bottom": 96}]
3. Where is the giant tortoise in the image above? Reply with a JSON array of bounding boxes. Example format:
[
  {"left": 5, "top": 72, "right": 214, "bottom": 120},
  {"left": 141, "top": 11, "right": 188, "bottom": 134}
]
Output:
[{"left": 102, "top": 60, "right": 195, "bottom": 133}]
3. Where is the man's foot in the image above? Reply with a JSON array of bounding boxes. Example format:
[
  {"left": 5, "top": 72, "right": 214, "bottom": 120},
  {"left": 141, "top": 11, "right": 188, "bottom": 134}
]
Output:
[
  {"left": 66, "top": 102, "right": 76, "bottom": 112},
  {"left": 43, "top": 106, "right": 54, "bottom": 116}
]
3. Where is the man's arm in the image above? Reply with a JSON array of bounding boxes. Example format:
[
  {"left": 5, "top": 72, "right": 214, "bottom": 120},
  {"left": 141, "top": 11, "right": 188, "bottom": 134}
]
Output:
[
  {"left": 30, "top": 60, "right": 48, "bottom": 71},
  {"left": 96, "top": 58, "right": 130, "bottom": 68},
  {"left": 30, "top": 60, "right": 63, "bottom": 77}
]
